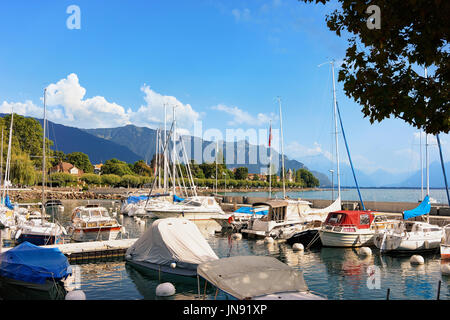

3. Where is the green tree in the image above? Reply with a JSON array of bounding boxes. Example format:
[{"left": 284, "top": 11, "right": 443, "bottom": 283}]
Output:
[
  {"left": 299, "top": 0, "right": 450, "bottom": 134},
  {"left": 51, "top": 150, "right": 66, "bottom": 167},
  {"left": 295, "top": 168, "right": 319, "bottom": 188},
  {"left": 101, "top": 174, "right": 121, "bottom": 186},
  {"left": 80, "top": 173, "right": 102, "bottom": 185},
  {"left": 10, "top": 153, "right": 36, "bottom": 186},
  {"left": 102, "top": 158, "right": 134, "bottom": 176},
  {"left": 234, "top": 167, "right": 249, "bottom": 180},
  {"left": 49, "top": 172, "right": 77, "bottom": 187},
  {"left": 133, "top": 160, "right": 153, "bottom": 176},
  {"left": 66, "top": 152, "right": 94, "bottom": 173},
  {"left": 120, "top": 174, "right": 141, "bottom": 188}
]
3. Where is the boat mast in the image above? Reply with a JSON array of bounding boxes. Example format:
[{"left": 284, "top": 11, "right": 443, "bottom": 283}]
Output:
[
  {"left": 215, "top": 140, "right": 218, "bottom": 195},
  {"left": 0, "top": 128, "right": 3, "bottom": 192},
  {"left": 331, "top": 61, "right": 341, "bottom": 199},
  {"left": 172, "top": 106, "right": 177, "bottom": 196},
  {"left": 3, "top": 111, "right": 13, "bottom": 200},
  {"left": 278, "top": 96, "right": 286, "bottom": 199},
  {"left": 420, "top": 130, "right": 424, "bottom": 200},
  {"left": 436, "top": 134, "right": 450, "bottom": 206},
  {"left": 42, "top": 88, "right": 47, "bottom": 218},
  {"left": 269, "top": 120, "right": 272, "bottom": 199},
  {"left": 164, "top": 103, "right": 167, "bottom": 193}
]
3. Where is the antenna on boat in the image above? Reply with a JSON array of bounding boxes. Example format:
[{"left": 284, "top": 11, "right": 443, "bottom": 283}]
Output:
[{"left": 277, "top": 96, "right": 286, "bottom": 199}]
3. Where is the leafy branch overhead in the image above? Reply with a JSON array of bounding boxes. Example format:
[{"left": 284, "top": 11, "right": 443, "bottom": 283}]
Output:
[{"left": 299, "top": 0, "right": 450, "bottom": 134}]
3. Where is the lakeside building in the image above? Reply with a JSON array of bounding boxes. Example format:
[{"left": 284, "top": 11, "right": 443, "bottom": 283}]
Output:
[{"left": 49, "top": 162, "right": 84, "bottom": 176}]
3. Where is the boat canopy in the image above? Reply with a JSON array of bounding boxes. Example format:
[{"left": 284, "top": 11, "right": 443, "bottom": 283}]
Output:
[
  {"left": 0, "top": 242, "right": 70, "bottom": 284},
  {"left": 252, "top": 200, "right": 288, "bottom": 221},
  {"left": 197, "top": 256, "right": 309, "bottom": 300},
  {"left": 324, "top": 210, "right": 375, "bottom": 229},
  {"left": 403, "top": 195, "right": 431, "bottom": 220},
  {"left": 126, "top": 218, "right": 218, "bottom": 267},
  {"left": 173, "top": 194, "right": 185, "bottom": 203},
  {"left": 127, "top": 195, "right": 148, "bottom": 204},
  {"left": 234, "top": 206, "right": 268, "bottom": 215},
  {"left": 4, "top": 195, "right": 14, "bottom": 210}
]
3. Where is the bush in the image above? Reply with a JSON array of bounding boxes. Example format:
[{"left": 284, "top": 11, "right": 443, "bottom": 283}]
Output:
[
  {"left": 101, "top": 174, "right": 121, "bottom": 187},
  {"left": 80, "top": 173, "right": 101, "bottom": 185},
  {"left": 49, "top": 172, "right": 77, "bottom": 187},
  {"left": 120, "top": 175, "right": 141, "bottom": 188}
]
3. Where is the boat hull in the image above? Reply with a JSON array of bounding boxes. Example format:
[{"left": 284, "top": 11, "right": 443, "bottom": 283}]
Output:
[
  {"left": 373, "top": 232, "right": 442, "bottom": 253},
  {"left": 319, "top": 230, "right": 374, "bottom": 247},
  {"left": 150, "top": 210, "right": 223, "bottom": 221},
  {"left": 71, "top": 227, "right": 121, "bottom": 242},
  {"left": 441, "top": 245, "right": 450, "bottom": 260},
  {"left": 16, "top": 234, "right": 62, "bottom": 246},
  {"left": 287, "top": 229, "right": 321, "bottom": 248},
  {"left": 126, "top": 260, "right": 198, "bottom": 277}
]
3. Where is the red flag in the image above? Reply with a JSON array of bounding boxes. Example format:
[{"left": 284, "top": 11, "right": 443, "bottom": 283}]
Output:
[{"left": 268, "top": 124, "right": 272, "bottom": 147}]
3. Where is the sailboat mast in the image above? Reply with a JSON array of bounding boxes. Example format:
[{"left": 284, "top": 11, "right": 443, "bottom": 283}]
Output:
[
  {"left": 269, "top": 120, "right": 272, "bottom": 199},
  {"left": 420, "top": 130, "right": 424, "bottom": 199},
  {"left": 42, "top": 88, "right": 47, "bottom": 217},
  {"left": 172, "top": 106, "right": 176, "bottom": 195},
  {"left": 436, "top": 134, "right": 450, "bottom": 206},
  {"left": 215, "top": 140, "right": 218, "bottom": 194},
  {"left": 331, "top": 61, "right": 341, "bottom": 199},
  {"left": 3, "top": 112, "right": 13, "bottom": 200},
  {"left": 0, "top": 128, "right": 3, "bottom": 191},
  {"left": 278, "top": 97, "right": 286, "bottom": 199},
  {"left": 164, "top": 103, "right": 167, "bottom": 193}
]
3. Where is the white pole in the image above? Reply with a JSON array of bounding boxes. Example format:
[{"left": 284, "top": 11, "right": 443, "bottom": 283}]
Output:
[
  {"left": 42, "top": 88, "right": 47, "bottom": 218},
  {"left": 3, "top": 111, "right": 13, "bottom": 200},
  {"left": 420, "top": 130, "right": 423, "bottom": 200},
  {"left": 278, "top": 97, "right": 286, "bottom": 199},
  {"left": 164, "top": 103, "right": 167, "bottom": 193},
  {"left": 215, "top": 140, "right": 218, "bottom": 195},
  {"left": 425, "top": 67, "right": 429, "bottom": 198},
  {"left": 0, "top": 128, "right": 3, "bottom": 191},
  {"left": 172, "top": 106, "right": 176, "bottom": 196},
  {"left": 331, "top": 61, "right": 341, "bottom": 199},
  {"left": 269, "top": 120, "right": 272, "bottom": 199}
]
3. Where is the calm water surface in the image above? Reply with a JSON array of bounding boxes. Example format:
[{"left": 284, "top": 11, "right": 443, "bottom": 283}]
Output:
[{"left": 3, "top": 199, "right": 449, "bottom": 300}]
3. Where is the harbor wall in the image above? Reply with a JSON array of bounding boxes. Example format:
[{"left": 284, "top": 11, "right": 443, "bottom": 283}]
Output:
[{"left": 219, "top": 195, "right": 450, "bottom": 218}]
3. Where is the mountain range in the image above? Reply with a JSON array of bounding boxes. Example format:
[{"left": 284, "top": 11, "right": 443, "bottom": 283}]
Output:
[{"left": 3, "top": 114, "right": 449, "bottom": 188}]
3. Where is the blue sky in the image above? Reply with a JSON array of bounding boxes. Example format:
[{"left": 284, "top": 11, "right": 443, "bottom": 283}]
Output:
[{"left": 0, "top": 0, "right": 448, "bottom": 176}]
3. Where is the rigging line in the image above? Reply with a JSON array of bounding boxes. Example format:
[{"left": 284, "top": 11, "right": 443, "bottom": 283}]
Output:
[
  {"left": 336, "top": 101, "right": 366, "bottom": 211},
  {"left": 436, "top": 134, "right": 450, "bottom": 206}
]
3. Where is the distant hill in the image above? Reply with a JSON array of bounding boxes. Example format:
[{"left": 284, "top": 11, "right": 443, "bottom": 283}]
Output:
[{"left": 0, "top": 114, "right": 143, "bottom": 164}]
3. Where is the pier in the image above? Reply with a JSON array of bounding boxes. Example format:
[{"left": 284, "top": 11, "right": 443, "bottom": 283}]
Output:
[{"left": 0, "top": 238, "right": 138, "bottom": 263}]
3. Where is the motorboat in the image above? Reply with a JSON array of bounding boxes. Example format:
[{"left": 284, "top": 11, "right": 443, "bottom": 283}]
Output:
[
  {"left": 373, "top": 195, "right": 443, "bottom": 253},
  {"left": 69, "top": 204, "right": 122, "bottom": 242},
  {"left": 125, "top": 218, "right": 218, "bottom": 277},
  {"left": 211, "top": 204, "right": 269, "bottom": 230},
  {"left": 0, "top": 241, "right": 71, "bottom": 300},
  {"left": 441, "top": 224, "right": 450, "bottom": 260},
  {"left": 147, "top": 196, "right": 225, "bottom": 221},
  {"left": 374, "top": 220, "right": 443, "bottom": 253},
  {"left": 44, "top": 199, "right": 64, "bottom": 217},
  {"left": 197, "top": 255, "right": 326, "bottom": 300},
  {"left": 319, "top": 210, "right": 397, "bottom": 247}
]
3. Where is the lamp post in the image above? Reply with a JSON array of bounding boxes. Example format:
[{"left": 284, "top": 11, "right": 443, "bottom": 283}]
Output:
[
  {"left": 329, "top": 169, "right": 334, "bottom": 201},
  {"left": 223, "top": 172, "right": 227, "bottom": 195}
]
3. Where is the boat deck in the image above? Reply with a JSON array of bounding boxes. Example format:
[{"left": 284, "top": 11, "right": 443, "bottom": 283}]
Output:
[{"left": 0, "top": 238, "right": 138, "bottom": 263}]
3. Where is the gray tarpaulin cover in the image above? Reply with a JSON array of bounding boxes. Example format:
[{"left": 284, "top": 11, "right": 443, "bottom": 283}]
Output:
[
  {"left": 126, "top": 218, "right": 218, "bottom": 266},
  {"left": 197, "top": 256, "right": 309, "bottom": 299}
]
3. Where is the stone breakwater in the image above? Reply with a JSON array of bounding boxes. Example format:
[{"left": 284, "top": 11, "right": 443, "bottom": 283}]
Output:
[{"left": 9, "top": 188, "right": 125, "bottom": 202}]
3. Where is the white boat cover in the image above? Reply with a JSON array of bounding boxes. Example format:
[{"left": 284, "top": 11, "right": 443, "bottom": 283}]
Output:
[
  {"left": 303, "top": 197, "right": 341, "bottom": 220},
  {"left": 197, "top": 256, "right": 308, "bottom": 299},
  {"left": 126, "top": 218, "right": 218, "bottom": 266}
]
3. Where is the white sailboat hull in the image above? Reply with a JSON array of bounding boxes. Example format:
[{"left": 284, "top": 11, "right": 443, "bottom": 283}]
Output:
[
  {"left": 374, "top": 231, "right": 442, "bottom": 252},
  {"left": 319, "top": 229, "right": 374, "bottom": 247}
]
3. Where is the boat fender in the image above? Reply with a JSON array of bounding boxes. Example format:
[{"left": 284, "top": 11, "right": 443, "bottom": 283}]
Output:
[
  {"left": 264, "top": 236, "right": 274, "bottom": 244},
  {"left": 441, "top": 264, "right": 450, "bottom": 275},
  {"left": 65, "top": 290, "right": 86, "bottom": 300},
  {"left": 410, "top": 255, "right": 424, "bottom": 265},
  {"left": 228, "top": 215, "right": 234, "bottom": 224},
  {"left": 292, "top": 243, "right": 304, "bottom": 251},
  {"left": 156, "top": 283, "right": 176, "bottom": 297},
  {"left": 231, "top": 233, "right": 242, "bottom": 241},
  {"left": 358, "top": 247, "right": 372, "bottom": 256},
  {"left": 424, "top": 240, "right": 430, "bottom": 249},
  {"left": 15, "top": 229, "right": 22, "bottom": 240}
]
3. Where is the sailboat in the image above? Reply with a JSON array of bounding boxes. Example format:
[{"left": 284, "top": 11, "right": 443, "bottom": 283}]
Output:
[
  {"left": 373, "top": 68, "right": 444, "bottom": 253},
  {"left": 15, "top": 89, "right": 66, "bottom": 245}
]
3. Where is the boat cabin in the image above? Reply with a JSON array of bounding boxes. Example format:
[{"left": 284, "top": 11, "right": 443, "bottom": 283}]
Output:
[
  {"left": 253, "top": 200, "right": 288, "bottom": 222},
  {"left": 323, "top": 210, "right": 375, "bottom": 231}
]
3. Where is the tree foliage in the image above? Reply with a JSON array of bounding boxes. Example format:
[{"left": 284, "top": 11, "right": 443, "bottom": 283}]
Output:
[
  {"left": 234, "top": 167, "right": 249, "bottom": 180},
  {"left": 66, "top": 152, "right": 94, "bottom": 173},
  {"left": 299, "top": 0, "right": 450, "bottom": 134},
  {"left": 10, "top": 153, "right": 36, "bottom": 186},
  {"left": 132, "top": 160, "right": 153, "bottom": 176},
  {"left": 101, "top": 158, "right": 134, "bottom": 176}
]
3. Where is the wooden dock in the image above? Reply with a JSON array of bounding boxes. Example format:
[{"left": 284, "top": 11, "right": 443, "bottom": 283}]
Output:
[{"left": 1, "top": 238, "right": 138, "bottom": 263}]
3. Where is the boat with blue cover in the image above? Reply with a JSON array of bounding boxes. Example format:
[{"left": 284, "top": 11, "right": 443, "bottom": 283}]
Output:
[{"left": 0, "top": 241, "right": 71, "bottom": 299}]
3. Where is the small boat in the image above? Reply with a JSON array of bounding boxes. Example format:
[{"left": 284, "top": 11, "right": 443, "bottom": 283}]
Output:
[
  {"left": 319, "top": 210, "right": 396, "bottom": 247},
  {"left": 125, "top": 218, "right": 218, "bottom": 277},
  {"left": 0, "top": 241, "right": 71, "bottom": 299},
  {"left": 441, "top": 224, "right": 450, "bottom": 260},
  {"left": 197, "top": 255, "right": 326, "bottom": 300},
  {"left": 69, "top": 204, "right": 122, "bottom": 242},
  {"left": 148, "top": 196, "right": 225, "bottom": 221},
  {"left": 14, "top": 216, "right": 65, "bottom": 246},
  {"left": 373, "top": 195, "right": 443, "bottom": 253},
  {"left": 211, "top": 205, "right": 269, "bottom": 230},
  {"left": 286, "top": 220, "right": 324, "bottom": 248},
  {"left": 44, "top": 199, "right": 64, "bottom": 217}
]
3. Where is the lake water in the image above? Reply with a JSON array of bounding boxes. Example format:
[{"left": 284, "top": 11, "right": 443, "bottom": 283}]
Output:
[
  {"left": 222, "top": 188, "right": 450, "bottom": 204},
  {"left": 1, "top": 199, "right": 449, "bottom": 300}
]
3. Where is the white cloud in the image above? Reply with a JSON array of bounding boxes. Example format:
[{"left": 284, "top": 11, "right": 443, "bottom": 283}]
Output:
[
  {"left": 130, "top": 84, "right": 200, "bottom": 130},
  {"left": 231, "top": 8, "right": 251, "bottom": 21},
  {"left": 212, "top": 104, "right": 275, "bottom": 126},
  {"left": 285, "top": 141, "right": 333, "bottom": 161},
  {"left": 0, "top": 73, "right": 201, "bottom": 131}
]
